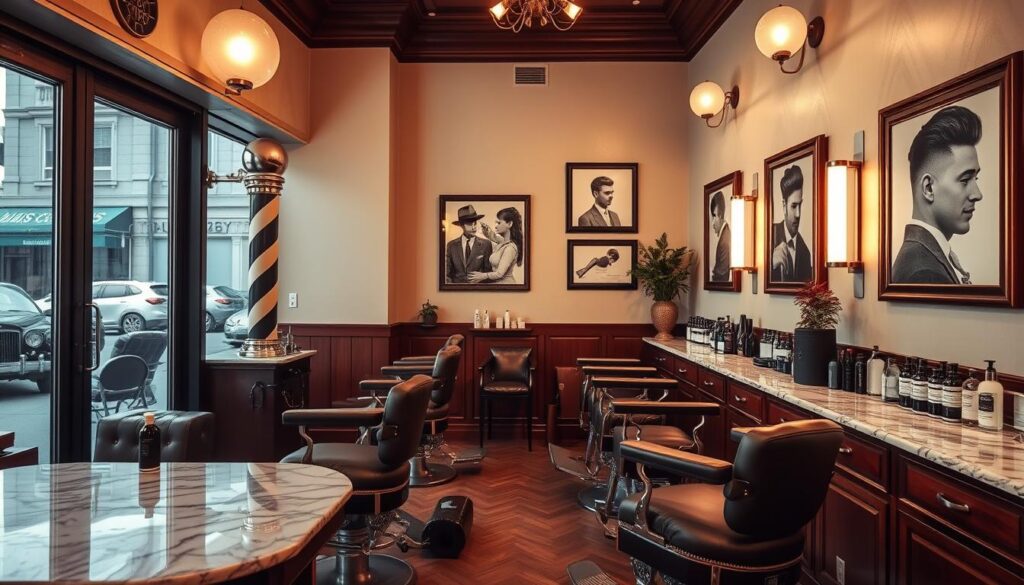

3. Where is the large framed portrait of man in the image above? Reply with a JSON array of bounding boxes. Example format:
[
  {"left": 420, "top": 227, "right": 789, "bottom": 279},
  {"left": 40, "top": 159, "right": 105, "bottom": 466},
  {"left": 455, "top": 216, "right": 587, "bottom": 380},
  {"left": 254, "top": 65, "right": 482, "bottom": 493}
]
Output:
[
  {"left": 880, "top": 52, "right": 1022, "bottom": 307},
  {"left": 703, "top": 171, "right": 742, "bottom": 292},
  {"left": 763, "top": 135, "right": 828, "bottom": 295},
  {"left": 439, "top": 195, "right": 531, "bottom": 292},
  {"left": 566, "top": 162, "right": 638, "bottom": 233}
]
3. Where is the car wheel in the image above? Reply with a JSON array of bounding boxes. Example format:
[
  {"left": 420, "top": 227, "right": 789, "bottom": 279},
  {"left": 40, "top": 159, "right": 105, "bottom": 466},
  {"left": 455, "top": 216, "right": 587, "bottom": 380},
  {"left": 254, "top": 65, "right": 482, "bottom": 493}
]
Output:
[
  {"left": 120, "top": 313, "right": 146, "bottom": 333},
  {"left": 36, "top": 378, "right": 52, "bottom": 393},
  {"left": 205, "top": 312, "right": 215, "bottom": 333}
]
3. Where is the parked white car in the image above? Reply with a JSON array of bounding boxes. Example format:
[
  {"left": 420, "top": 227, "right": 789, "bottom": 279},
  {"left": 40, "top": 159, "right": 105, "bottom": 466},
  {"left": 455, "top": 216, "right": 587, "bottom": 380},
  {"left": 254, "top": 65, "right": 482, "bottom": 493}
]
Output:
[{"left": 92, "top": 281, "right": 168, "bottom": 333}]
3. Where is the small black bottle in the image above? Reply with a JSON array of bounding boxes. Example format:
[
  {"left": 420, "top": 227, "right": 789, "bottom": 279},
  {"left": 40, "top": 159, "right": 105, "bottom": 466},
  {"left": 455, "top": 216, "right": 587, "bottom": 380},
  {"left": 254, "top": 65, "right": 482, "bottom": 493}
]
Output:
[
  {"left": 941, "top": 363, "right": 963, "bottom": 423},
  {"left": 927, "top": 362, "right": 947, "bottom": 418},
  {"left": 911, "top": 359, "right": 929, "bottom": 413},
  {"left": 842, "top": 349, "right": 855, "bottom": 392},
  {"left": 854, "top": 353, "right": 867, "bottom": 394},
  {"left": 139, "top": 411, "right": 161, "bottom": 472},
  {"left": 898, "top": 357, "right": 915, "bottom": 409}
]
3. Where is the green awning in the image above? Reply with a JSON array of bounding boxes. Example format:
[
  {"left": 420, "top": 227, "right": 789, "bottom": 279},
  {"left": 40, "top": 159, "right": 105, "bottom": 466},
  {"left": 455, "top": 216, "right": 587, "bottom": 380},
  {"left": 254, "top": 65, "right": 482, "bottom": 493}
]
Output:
[{"left": 0, "top": 207, "right": 132, "bottom": 247}]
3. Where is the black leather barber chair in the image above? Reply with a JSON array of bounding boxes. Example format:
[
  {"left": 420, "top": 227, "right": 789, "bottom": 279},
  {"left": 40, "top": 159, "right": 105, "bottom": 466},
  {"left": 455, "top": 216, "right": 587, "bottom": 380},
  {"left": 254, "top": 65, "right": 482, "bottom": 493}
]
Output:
[
  {"left": 568, "top": 419, "right": 843, "bottom": 585},
  {"left": 392, "top": 334, "right": 464, "bottom": 366},
  {"left": 478, "top": 347, "right": 534, "bottom": 450},
  {"left": 94, "top": 410, "right": 215, "bottom": 462},
  {"left": 281, "top": 375, "right": 434, "bottom": 585}
]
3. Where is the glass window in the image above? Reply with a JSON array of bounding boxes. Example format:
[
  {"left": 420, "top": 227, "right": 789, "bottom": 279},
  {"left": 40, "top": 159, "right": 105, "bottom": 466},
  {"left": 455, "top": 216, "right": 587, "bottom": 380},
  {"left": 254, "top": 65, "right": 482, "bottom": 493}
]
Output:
[
  {"left": 93, "top": 123, "right": 113, "bottom": 181},
  {"left": 41, "top": 124, "right": 53, "bottom": 180}
]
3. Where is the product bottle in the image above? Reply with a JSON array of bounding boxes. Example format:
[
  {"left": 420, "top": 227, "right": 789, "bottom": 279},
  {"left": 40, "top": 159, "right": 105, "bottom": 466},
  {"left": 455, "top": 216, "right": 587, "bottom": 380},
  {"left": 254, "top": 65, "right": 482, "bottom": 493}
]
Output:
[
  {"left": 927, "top": 362, "right": 947, "bottom": 417},
  {"left": 911, "top": 359, "right": 929, "bottom": 413},
  {"left": 961, "top": 369, "right": 980, "bottom": 427},
  {"left": 854, "top": 353, "right": 867, "bottom": 394},
  {"left": 842, "top": 349, "right": 855, "bottom": 392},
  {"left": 745, "top": 320, "right": 759, "bottom": 357},
  {"left": 504, "top": 309, "right": 511, "bottom": 330},
  {"left": 827, "top": 354, "right": 841, "bottom": 389},
  {"left": 483, "top": 310, "right": 491, "bottom": 329},
  {"left": 866, "top": 346, "right": 885, "bottom": 397},
  {"left": 774, "top": 333, "right": 791, "bottom": 361},
  {"left": 715, "top": 319, "right": 726, "bottom": 353},
  {"left": 883, "top": 357, "right": 900, "bottom": 402},
  {"left": 977, "top": 360, "right": 1004, "bottom": 432},
  {"left": 473, "top": 309, "right": 481, "bottom": 329},
  {"left": 898, "top": 358, "right": 914, "bottom": 409},
  {"left": 724, "top": 320, "right": 736, "bottom": 355},
  {"left": 760, "top": 330, "right": 774, "bottom": 360},
  {"left": 941, "top": 363, "right": 962, "bottom": 423},
  {"left": 139, "top": 411, "right": 161, "bottom": 472}
]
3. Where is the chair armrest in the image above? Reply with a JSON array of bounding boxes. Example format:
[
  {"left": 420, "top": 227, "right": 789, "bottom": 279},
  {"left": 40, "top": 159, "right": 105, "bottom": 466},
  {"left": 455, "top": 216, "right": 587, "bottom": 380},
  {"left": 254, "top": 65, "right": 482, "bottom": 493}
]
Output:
[
  {"left": 576, "top": 357, "right": 642, "bottom": 367},
  {"left": 359, "top": 379, "right": 401, "bottom": 392},
  {"left": 282, "top": 408, "right": 384, "bottom": 428},
  {"left": 589, "top": 376, "right": 677, "bottom": 390},
  {"left": 397, "top": 355, "right": 435, "bottom": 362},
  {"left": 619, "top": 440, "right": 733, "bottom": 484},
  {"left": 581, "top": 365, "right": 659, "bottom": 377},
  {"left": 610, "top": 400, "right": 720, "bottom": 417},
  {"left": 380, "top": 365, "right": 433, "bottom": 378},
  {"left": 730, "top": 426, "right": 754, "bottom": 443}
]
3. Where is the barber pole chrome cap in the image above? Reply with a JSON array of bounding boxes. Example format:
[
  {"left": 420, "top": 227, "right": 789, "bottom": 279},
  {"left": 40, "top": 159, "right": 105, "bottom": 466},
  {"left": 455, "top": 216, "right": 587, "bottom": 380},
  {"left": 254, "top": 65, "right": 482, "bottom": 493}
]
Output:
[{"left": 239, "top": 138, "right": 287, "bottom": 359}]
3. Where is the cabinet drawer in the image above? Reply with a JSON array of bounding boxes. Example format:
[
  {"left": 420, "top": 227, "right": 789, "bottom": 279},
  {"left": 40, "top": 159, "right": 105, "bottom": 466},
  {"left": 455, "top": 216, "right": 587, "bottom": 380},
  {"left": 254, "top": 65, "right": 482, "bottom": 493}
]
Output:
[
  {"left": 766, "top": 400, "right": 808, "bottom": 425},
  {"left": 727, "top": 382, "right": 763, "bottom": 422},
  {"left": 698, "top": 369, "right": 726, "bottom": 400},
  {"left": 649, "top": 348, "right": 672, "bottom": 373},
  {"left": 900, "top": 458, "right": 1022, "bottom": 558},
  {"left": 835, "top": 431, "right": 889, "bottom": 492},
  {"left": 726, "top": 408, "right": 759, "bottom": 462},
  {"left": 672, "top": 357, "right": 699, "bottom": 387}
]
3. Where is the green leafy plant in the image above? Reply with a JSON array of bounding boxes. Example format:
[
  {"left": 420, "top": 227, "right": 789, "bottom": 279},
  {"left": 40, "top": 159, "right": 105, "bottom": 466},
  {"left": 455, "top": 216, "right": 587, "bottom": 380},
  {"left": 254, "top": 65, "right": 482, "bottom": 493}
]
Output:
[
  {"left": 630, "top": 233, "right": 696, "bottom": 302},
  {"left": 418, "top": 299, "right": 439, "bottom": 319},
  {"left": 794, "top": 282, "right": 842, "bottom": 330}
]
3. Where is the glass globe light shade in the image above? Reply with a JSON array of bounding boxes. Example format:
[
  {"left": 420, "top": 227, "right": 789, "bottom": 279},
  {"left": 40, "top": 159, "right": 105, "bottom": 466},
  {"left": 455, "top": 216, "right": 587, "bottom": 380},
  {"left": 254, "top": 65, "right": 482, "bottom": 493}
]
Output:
[
  {"left": 202, "top": 9, "right": 281, "bottom": 91},
  {"left": 755, "top": 5, "right": 808, "bottom": 61},
  {"left": 689, "top": 81, "right": 726, "bottom": 118}
]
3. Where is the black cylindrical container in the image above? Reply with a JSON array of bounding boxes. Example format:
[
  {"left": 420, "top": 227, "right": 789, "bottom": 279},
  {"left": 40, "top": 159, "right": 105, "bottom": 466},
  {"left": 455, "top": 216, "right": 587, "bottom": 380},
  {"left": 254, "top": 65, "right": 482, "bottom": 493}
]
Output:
[
  {"left": 793, "top": 328, "right": 836, "bottom": 386},
  {"left": 139, "top": 411, "right": 161, "bottom": 472}
]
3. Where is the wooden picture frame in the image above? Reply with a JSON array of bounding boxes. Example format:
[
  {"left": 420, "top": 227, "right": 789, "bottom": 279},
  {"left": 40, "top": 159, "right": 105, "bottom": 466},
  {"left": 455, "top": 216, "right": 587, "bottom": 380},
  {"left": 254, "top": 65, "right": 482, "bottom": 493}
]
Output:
[
  {"left": 703, "top": 171, "right": 742, "bottom": 292},
  {"left": 763, "top": 135, "right": 828, "bottom": 295},
  {"left": 879, "top": 52, "right": 1022, "bottom": 307},
  {"left": 567, "top": 239, "right": 638, "bottom": 290},
  {"left": 439, "top": 194, "right": 531, "bottom": 292},
  {"left": 565, "top": 162, "right": 639, "bottom": 233}
]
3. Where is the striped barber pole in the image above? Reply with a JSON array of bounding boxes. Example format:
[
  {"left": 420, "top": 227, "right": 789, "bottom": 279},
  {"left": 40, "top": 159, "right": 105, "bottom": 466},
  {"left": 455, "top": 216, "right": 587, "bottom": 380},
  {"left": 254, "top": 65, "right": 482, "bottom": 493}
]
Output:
[{"left": 247, "top": 191, "right": 280, "bottom": 341}]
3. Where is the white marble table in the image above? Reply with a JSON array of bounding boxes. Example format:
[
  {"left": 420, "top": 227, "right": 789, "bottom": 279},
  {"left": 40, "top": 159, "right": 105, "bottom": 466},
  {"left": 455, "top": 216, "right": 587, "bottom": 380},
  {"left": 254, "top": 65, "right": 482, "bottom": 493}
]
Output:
[{"left": 0, "top": 462, "right": 352, "bottom": 583}]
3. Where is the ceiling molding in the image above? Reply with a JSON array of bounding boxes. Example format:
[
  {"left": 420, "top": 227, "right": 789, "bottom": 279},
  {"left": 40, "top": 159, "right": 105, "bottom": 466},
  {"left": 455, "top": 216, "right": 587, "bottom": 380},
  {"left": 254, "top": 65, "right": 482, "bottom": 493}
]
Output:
[{"left": 258, "top": 0, "right": 740, "bottom": 62}]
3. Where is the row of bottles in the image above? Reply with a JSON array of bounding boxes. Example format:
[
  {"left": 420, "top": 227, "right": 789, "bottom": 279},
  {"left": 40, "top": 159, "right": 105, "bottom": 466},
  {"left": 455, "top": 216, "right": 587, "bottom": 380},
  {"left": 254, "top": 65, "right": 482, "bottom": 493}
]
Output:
[
  {"left": 892, "top": 357, "right": 1004, "bottom": 431},
  {"left": 473, "top": 309, "right": 526, "bottom": 330}
]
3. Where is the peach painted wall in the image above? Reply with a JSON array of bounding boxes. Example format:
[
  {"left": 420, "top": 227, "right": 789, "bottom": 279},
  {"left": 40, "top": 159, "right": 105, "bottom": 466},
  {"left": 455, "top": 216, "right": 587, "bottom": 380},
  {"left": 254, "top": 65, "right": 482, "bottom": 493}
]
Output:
[
  {"left": 33, "top": 0, "right": 310, "bottom": 140},
  {"left": 686, "top": 0, "right": 1024, "bottom": 372},
  {"left": 390, "top": 61, "right": 691, "bottom": 324}
]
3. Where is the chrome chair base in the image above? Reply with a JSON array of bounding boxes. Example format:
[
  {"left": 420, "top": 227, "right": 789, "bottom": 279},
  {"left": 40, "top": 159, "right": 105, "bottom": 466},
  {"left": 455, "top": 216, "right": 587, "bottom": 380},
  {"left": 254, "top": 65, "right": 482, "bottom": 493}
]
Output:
[
  {"left": 315, "top": 554, "right": 415, "bottom": 585},
  {"left": 408, "top": 456, "right": 457, "bottom": 487},
  {"left": 577, "top": 483, "right": 608, "bottom": 512}
]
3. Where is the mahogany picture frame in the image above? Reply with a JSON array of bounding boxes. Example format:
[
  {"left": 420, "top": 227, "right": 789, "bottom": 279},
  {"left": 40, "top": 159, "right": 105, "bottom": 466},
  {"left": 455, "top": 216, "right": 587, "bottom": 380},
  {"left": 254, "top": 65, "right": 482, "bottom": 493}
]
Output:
[
  {"left": 566, "top": 239, "right": 638, "bottom": 290},
  {"left": 878, "top": 52, "right": 1023, "bottom": 307},
  {"left": 703, "top": 171, "right": 742, "bottom": 292},
  {"left": 565, "top": 162, "right": 639, "bottom": 233},
  {"left": 438, "top": 194, "right": 531, "bottom": 292},
  {"left": 763, "top": 135, "right": 829, "bottom": 295}
]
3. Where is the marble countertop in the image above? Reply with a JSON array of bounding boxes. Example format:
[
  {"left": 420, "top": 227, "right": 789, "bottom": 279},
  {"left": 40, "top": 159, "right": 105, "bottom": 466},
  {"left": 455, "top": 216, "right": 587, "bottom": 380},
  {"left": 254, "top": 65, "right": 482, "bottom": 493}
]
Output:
[
  {"left": 645, "top": 337, "right": 1024, "bottom": 501},
  {"left": 0, "top": 462, "right": 351, "bottom": 583},
  {"left": 204, "top": 349, "right": 317, "bottom": 365}
]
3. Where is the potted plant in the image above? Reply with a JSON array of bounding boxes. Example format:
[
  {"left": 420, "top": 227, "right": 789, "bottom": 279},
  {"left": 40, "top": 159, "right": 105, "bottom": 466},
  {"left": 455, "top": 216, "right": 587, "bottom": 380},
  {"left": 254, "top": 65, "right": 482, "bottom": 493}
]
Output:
[
  {"left": 631, "top": 233, "right": 695, "bottom": 341},
  {"left": 792, "top": 282, "right": 842, "bottom": 386},
  {"left": 418, "top": 299, "right": 439, "bottom": 328}
]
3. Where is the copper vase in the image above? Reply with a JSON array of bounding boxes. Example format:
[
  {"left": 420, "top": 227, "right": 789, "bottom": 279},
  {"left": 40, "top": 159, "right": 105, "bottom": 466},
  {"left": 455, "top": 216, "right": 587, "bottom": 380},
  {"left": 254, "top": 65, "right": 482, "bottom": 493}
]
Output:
[{"left": 650, "top": 301, "right": 678, "bottom": 341}]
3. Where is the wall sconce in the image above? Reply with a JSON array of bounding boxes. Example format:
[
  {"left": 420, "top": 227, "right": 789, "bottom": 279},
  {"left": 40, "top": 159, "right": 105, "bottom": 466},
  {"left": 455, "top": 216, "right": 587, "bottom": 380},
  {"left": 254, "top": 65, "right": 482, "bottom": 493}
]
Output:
[
  {"left": 826, "top": 160, "right": 863, "bottom": 273},
  {"left": 754, "top": 5, "right": 824, "bottom": 75},
  {"left": 729, "top": 192, "right": 757, "bottom": 272},
  {"left": 689, "top": 81, "right": 739, "bottom": 128},
  {"left": 201, "top": 9, "right": 281, "bottom": 95}
]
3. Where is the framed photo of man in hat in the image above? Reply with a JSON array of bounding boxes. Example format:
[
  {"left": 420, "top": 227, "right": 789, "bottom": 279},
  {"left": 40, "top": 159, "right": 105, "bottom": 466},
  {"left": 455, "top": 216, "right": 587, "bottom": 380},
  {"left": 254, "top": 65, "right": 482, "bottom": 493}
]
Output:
[{"left": 439, "top": 195, "right": 531, "bottom": 291}]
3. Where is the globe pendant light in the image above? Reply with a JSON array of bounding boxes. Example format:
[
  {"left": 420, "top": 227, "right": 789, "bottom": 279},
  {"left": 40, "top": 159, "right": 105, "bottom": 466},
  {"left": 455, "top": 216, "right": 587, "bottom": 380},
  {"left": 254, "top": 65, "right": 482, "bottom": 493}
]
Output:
[{"left": 201, "top": 9, "right": 281, "bottom": 95}]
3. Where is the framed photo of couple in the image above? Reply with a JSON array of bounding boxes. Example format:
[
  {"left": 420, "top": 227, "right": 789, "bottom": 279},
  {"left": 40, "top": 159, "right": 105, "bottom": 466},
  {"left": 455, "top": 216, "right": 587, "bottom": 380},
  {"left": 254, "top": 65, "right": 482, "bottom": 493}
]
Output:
[
  {"left": 879, "top": 52, "right": 1023, "bottom": 307},
  {"left": 438, "top": 195, "right": 531, "bottom": 292}
]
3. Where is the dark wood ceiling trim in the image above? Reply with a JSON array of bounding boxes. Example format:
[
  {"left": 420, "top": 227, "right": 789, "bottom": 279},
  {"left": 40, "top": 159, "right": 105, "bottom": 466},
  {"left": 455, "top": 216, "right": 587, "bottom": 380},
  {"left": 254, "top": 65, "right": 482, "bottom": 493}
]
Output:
[
  {"left": 259, "top": 0, "right": 322, "bottom": 46},
  {"left": 667, "top": 0, "right": 743, "bottom": 60}
]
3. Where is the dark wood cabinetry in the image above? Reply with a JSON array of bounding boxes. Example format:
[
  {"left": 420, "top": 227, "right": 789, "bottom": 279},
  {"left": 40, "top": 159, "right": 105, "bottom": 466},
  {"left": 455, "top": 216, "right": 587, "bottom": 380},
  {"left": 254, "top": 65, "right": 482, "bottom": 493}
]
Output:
[{"left": 817, "top": 473, "right": 889, "bottom": 585}]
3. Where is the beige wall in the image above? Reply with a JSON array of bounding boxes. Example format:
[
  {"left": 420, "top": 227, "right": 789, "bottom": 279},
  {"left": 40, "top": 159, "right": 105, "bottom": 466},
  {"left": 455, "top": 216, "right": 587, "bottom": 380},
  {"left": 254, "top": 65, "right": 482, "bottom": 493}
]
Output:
[
  {"left": 279, "top": 48, "right": 393, "bottom": 324},
  {"left": 35, "top": 0, "right": 310, "bottom": 140},
  {"left": 687, "top": 0, "right": 1024, "bottom": 372},
  {"left": 390, "top": 61, "right": 690, "bottom": 324}
]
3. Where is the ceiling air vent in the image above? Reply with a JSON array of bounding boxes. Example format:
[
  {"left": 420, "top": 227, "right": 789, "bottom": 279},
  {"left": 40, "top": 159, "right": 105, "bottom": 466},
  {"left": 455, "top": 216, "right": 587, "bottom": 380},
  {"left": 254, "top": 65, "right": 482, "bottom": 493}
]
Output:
[{"left": 514, "top": 64, "right": 548, "bottom": 86}]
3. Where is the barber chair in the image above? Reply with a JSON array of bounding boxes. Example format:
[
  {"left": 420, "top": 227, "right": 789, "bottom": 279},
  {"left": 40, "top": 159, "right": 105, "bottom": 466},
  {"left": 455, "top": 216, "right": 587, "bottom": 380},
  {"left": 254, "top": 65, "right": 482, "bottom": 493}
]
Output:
[
  {"left": 392, "top": 334, "right": 464, "bottom": 366},
  {"left": 281, "top": 375, "right": 434, "bottom": 585},
  {"left": 567, "top": 419, "right": 843, "bottom": 585},
  {"left": 94, "top": 410, "right": 215, "bottom": 462}
]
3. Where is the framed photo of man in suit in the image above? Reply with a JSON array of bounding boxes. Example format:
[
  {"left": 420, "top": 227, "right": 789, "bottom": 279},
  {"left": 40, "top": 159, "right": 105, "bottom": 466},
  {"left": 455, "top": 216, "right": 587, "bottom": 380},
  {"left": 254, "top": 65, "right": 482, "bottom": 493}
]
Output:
[
  {"left": 880, "top": 53, "right": 1022, "bottom": 307},
  {"left": 439, "top": 195, "right": 531, "bottom": 292},
  {"left": 703, "top": 171, "right": 742, "bottom": 293},
  {"left": 764, "top": 135, "right": 828, "bottom": 295},
  {"left": 566, "top": 162, "right": 638, "bottom": 233}
]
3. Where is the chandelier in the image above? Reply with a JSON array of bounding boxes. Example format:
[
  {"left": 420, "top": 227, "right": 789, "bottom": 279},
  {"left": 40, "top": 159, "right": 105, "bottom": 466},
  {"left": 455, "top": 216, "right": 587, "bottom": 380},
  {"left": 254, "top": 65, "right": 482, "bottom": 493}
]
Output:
[{"left": 489, "top": 0, "right": 583, "bottom": 32}]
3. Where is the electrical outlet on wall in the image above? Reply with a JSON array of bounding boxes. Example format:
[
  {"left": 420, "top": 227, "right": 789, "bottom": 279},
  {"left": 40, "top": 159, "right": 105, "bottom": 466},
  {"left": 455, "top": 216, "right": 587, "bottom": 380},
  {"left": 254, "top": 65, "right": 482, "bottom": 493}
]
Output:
[
  {"left": 836, "top": 556, "right": 846, "bottom": 585},
  {"left": 288, "top": 292, "right": 298, "bottom": 308}
]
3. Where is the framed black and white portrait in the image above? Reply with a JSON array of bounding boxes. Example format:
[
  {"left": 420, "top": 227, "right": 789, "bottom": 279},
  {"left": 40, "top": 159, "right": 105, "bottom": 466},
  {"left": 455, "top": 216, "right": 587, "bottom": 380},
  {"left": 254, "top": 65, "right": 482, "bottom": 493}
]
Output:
[
  {"left": 880, "top": 53, "right": 1022, "bottom": 307},
  {"left": 566, "top": 162, "right": 638, "bottom": 233},
  {"left": 763, "top": 135, "right": 828, "bottom": 295},
  {"left": 703, "top": 171, "right": 742, "bottom": 293},
  {"left": 567, "top": 240, "right": 637, "bottom": 290},
  {"left": 439, "top": 195, "right": 531, "bottom": 292}
]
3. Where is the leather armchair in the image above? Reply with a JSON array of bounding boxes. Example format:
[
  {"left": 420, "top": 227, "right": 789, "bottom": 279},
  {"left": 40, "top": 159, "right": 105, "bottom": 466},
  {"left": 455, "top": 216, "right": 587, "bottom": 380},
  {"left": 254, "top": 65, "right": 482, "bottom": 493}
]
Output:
[
  {"left": 478, "top": 347, "right": 534, "bottom": 450},
  {"left": 281, "top": 374, "right": 434, "bottom": 585},
  {"left": 392, "top": 334, "right": 465, "bottom": 366},
  {"left": 94, "top": 410, "right": 215, "bottom": 463}
]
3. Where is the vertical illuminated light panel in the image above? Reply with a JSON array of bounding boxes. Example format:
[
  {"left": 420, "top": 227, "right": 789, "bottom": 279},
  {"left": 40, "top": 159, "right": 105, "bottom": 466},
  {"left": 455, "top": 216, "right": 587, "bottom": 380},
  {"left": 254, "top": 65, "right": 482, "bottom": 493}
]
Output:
[
  {"left": 826, "top": 160, "right": 862, "bottom": 268},
  {"left": 730, "top": 195, "right": 756, "bottom": 270}
]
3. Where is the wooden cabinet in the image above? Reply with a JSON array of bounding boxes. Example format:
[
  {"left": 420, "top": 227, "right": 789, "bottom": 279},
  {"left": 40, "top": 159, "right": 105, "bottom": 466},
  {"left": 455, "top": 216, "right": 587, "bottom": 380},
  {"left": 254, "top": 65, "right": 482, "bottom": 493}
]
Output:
[
  {"left": 696, "top": 386, "right": 726, "bottom": 460},
  {"left": 728, "top": 381, "right": 764, "bottom": 422},
  {"left": 698, "top": 368, "right": 726, "bottom": 400},
  {"left": 725, "top": 407, "right": 758, "bottom": 462},
  {"left": 672, "top": 356, "right": 699, "bottom": 388},
  {"left": 817, "top": 473, "right": 889, "bottom": 585}
]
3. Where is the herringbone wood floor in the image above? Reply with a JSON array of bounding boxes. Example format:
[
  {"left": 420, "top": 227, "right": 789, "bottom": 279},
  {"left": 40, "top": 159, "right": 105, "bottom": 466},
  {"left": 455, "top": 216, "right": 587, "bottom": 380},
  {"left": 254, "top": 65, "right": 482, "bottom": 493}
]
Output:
[{"left": 397, "top": 440, "right": 635, "bottom": 585}]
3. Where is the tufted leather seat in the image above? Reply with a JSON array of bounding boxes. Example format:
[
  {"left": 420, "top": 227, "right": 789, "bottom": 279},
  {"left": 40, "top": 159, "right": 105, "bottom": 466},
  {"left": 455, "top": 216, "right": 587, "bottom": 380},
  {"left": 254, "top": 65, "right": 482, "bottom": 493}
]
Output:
[
  {"left": 94, "top": 410, "right": 215, "bottom": 463},
  {"left": 281, "top": 442, "right": 410, "bottom": 492},
  {"left": 481, "top": 380, "right": 528, "bottom": 394}
]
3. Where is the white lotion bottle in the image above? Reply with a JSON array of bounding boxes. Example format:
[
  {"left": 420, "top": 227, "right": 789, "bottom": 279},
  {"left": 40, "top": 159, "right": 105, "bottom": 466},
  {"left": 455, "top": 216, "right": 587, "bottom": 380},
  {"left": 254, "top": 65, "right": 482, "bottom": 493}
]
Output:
[
  {"left": 977, "top": 360, "right": 1004, "bottom": 432},
  {"left": 473, "top": 309, "right": 481, "bottom": 329},
  {"left": 483, "top": 310, "right": 491, "bottom": 329}
]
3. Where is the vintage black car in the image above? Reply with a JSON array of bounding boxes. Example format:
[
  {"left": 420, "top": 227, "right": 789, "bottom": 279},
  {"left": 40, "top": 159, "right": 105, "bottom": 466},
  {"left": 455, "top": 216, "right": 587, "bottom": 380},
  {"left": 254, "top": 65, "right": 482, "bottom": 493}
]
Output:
[{"left": 0, "top": 283, "right": 52, "bottom": 393}]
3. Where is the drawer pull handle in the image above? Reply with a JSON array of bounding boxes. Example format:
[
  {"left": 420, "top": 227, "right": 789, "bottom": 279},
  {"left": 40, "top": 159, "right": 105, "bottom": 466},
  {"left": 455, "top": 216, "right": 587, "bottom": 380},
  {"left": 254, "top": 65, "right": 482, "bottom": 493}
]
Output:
[
  {"left": 936, "top": 492, "right": 970, "bottom": 513},
  {"left": 677, "top": 368, "right": 688, "bottom": 374},
  {"left": 734, "top": 395, "right": 747, "bottom": 403},
  {"left": 656, "top": 357, "right": 666, "bottom": 362},
  {"left": 837, "top": 446, "right": 853, "bottom": 455},
  {"left": 778, "top": 417, "right": 787, "bottom": 423},
  {"left": 703, "top": 380, "right": 715, "bottom": 387}
]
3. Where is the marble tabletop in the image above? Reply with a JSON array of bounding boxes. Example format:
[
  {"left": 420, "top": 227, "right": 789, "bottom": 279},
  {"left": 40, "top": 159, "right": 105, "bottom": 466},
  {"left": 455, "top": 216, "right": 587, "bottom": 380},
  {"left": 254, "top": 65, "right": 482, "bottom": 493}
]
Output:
[
  {"left": 0, "top": 462, "right": 352, "bottom": 583},
  {"left": 645, "top": 337, "right": 1024, "bottom": 501},
  {"left": 204, "top": 349, "right": 317, "bottom": 366}
]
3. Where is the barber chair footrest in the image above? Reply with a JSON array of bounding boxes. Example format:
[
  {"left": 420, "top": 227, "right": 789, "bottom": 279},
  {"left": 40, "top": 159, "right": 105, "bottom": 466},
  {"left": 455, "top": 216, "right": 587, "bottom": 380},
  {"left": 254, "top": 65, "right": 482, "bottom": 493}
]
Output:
[
  {"left": 448, "top": 447, "right": 485, "bottom": 465},
  {"left": 549, "top": 443, "right": 591, "bottom": 480},
  {"left": 567, "top": 560, "right": 617, "bottom": 585},
  {"left": 577, "top": 484, "right": 608, "bottom": 512},
  {"left": 315, "top": 554, "right": 414, "bottom": 585}
]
